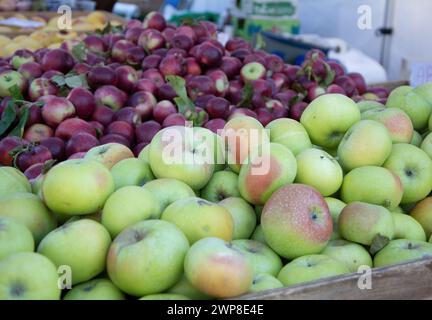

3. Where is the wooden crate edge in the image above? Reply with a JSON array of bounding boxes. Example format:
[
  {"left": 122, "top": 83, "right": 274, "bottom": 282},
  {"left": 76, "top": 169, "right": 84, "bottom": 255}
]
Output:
[{"left": 237, "top": 257, "right": 432, "bottom": 300}]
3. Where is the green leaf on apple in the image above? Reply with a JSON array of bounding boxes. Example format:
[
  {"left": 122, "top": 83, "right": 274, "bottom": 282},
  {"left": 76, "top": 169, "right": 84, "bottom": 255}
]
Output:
[
  {"left": 65, "top": 75, "right": 85, "bottom": 88},
  {"left": 0, "top": 101, "right": 17, "bottom": 136},
  {"left": 71, "top": 42, "right": 87, "bottom": 63},
  {"left": 9, "top": 106, "right": 29, "bottom": 138},
  {"left": 8, "top": 84, "right": 24, "bottom": 101},
  {"left": 369, "top": 234, "right": 390, "bottom": 255},
  {"left": 42, "top": 159, "right": 57, "bottom": 174},
  {"left": 51, "top": 75, "right": 66, "bottom": 87},
  {"left": 323, "top": 62, "right": 336, "bottom": 87},
  {"left": 237, "top": 82, "right": 254, "bottom": 108},
  {"left": 166, "top": 75, "right": 196, "bottom": 115}
]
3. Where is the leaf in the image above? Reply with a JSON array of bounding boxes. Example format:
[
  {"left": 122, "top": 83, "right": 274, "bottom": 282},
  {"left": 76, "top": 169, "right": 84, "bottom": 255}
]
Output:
[
  {"left": 42, "top": 159, "right": 56, "bottom": 174},
  {"left": 166, "top": 75, "right": 196, "bottom": 114},
  {"left": 9, "top": 106, "right": 29, "bottom": 138},
  {"left": 65, "top": 75, "right": 84, "bottom": 88},
  {"left": 51, "top": 75, "right": 66, "bottom": 87},
  {"left": 323, "top": 62, "right": 336, "bottom": 87},
  {"left": 0, "top": 101, "right": 17, "bottom": 136},
  {"left": 8, "top": 84, "right": 24, "bottom": 101},
  {"left": 237, "top": 82, "right": 254, "bottom": 108},
  {"left": 369, "top": 234, "right": 390, "bottom": 255},
  {"left": 71, "top": 43, "right": 87, "bottom": 63}
]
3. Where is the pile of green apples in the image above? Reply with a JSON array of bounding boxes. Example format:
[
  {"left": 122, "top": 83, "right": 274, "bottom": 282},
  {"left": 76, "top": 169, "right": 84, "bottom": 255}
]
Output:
[{"left": 1, "top": 84, "right": 432, "bottom": 300}]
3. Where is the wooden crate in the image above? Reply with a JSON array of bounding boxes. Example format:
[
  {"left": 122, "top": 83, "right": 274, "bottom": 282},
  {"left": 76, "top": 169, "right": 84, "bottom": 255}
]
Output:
[
  {"left": 0, "top": 11, "right": 125, "bottom": 37},
  {"left": 237, "top": 257, "right": 432, "bottom": 300}
]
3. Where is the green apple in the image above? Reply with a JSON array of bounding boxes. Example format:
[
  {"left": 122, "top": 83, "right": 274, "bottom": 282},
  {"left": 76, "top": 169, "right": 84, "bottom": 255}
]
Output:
[
  {"left": 107, "top": 220, "right": 189, "bottom": 296},
  {"left": 421, "top": 132, "right": 432, "bottom": 159},
  {"left": 383, "top": 143, "right": 432, "bottom": 204},
  {"left": 300, "top": 94, "right": 361, "bottom": 149},
  {"left": 219, "top": 197, "right": 256, "bottom": 239},
  {"left": 85, "top": 143, "right": 134, "bottom": 169},
  {"left": 362, "top": 107, "right": 414, "bottom": 143},
  {"left": 357, "top": 100, "right": 384, "bottom": 113},
  {"left": 166, "top": 274, "right": 212, "bottom": 300},
  {"left": 238, "top": 143, "right": 297, "bottom": 205},
  {"left": 0, "top": 192, "right": 56, "bottom": 243},
  {"left": 295, "top": 148, "right": 343, "bottom": 196},
  {"left": 392, "top": 212, "right": 426, "bottom": 241},
  {"left": 42, "top": 159, "right": 115, "bottom": 216},
  {"left": 265, "top": 118, "right": 312, "bottom": 155},
  {"left": 224, "top": 116, "right": 270, "bottom": 173},
  {"left": 261, "top": 184, "right": 332, "bottom": 259},
  {"left": 277, "top": 254, "right": 349, "bottom": 286},
  {"left": 337, "top": 120, "right": 392, "bottom": 171},
  {"left": 411, "top": 130, "right": 422, "bottom": 147},
  {"left": 386, "top": 86, "right": 432, "bottom": 131},
  {"left": 37, "top": 219, "right": 111, "bottom": 285},
  {"left": 161, "top": 197, "right": 233, "bottom": 244},
  {"left": 0, "top": 70, "right": 26, "bottom": 97},
  {"left": 143, "top": 178, "right": 195, "bottom": 218},
  {"left": 149, "top": 126, "right": 215, "bottom": 190},
  {"left": 11, "top": 53, "right": 34, "bottom": 69},
  {"left": 322, "top": 240, "right": 372, "bottom": 272},
  {"left": 338, "top": 202, "right": 394, "bottom": 245},
  {"left": 373, "top": 239, "right": 432, "bottom": 267},
  {"left": 340, "top": 166, "right": 403, "bottom": 210},
  {"left": 201, "top": 171, "right": 240, "bottom": 202},
  {"left": 0, "top": 166, "right": 31, "bottom": 198},
  {"left": 101, "top": 186, "right": 158, "bottom": 237},
  {"left": 0, "top": 252, "right": 61, "bottom": 300},
  {"left": 324, "top": 197, "right": 346, "bottom": 240},
  {"left": 232, "top": 239, "right": 282, "bottom": 276},
  {"left": 138, "top": 144, "right": 150, "bottom": 162},
  {"left": 184, "top": 237, "right": 253, "bottom": 298},
  {"left": 63, "top": 278, "right": 125, "bottom": 300},
  {"left": 0, "top": 217, "right": 34, "bottom": 260},
  {"left": 139, "top": 294, "right": 189, "bottom": 300},
  {"left": 251, "top": 225, "right": 266, "bottom": 244},
  {"left": 110, "top": 158, "right": 154, "bottom": 190},
  {"left": 410, "top": 197, "right": 432, "bottom": 238},
  {"left": 249, "top": 273, "right": 283, "bottom": 293},
  {"left": 414, "top": 82, "right": 432, "bottom": 105}
]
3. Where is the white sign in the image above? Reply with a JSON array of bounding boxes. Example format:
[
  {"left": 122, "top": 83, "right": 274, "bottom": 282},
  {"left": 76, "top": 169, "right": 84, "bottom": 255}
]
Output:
[{"left": 410, "top": 62, "right": 432, "bottom": 87}]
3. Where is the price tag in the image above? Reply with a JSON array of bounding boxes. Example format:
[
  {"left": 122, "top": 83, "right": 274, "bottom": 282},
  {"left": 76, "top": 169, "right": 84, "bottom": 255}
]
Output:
[{"left": 410, "top": 62, "right": 432, "bottom": 87}]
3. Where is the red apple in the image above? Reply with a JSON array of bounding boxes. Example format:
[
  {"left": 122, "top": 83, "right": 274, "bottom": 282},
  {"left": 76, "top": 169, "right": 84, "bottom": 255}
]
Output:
[
  {"left": 142, "top": 11, "right": 166, "bottom": 31},
  {"left": 24, "top": 123, "right": 54, "bottom": 142},
  {"left": 41, "top": 49, "right": 75, "bottom": 73},
  {"left": 41, "top": 96, "right": 76, "bottom": 127},
  {"left": 40, "top": 137, "right": 65, "bottom": 160},
  {"left": 0, "top": 136, "right": 27, "bottom": 166},
  {"left": 66, "top": 87, "right": 96, "bottom": 120},
  {"left": 91, "top": 105, "right": 115, "bottom": 126},
  {"left": 16, "top": 144, "right": 52, "bottom": 171},
  {"left": 128, "top": 91, "right": 157, "bottom": 120},
  {"left": 135, "top": 120, "right": 161, "bottom": 144},
  {"left": 28, "top": 78, "right": 58, "bottom": 101},
  {"left": 113, "top": 107, "right": 141, "bottom": 125},
  {"left": 100, "top": 133, "right": 131, "bottom": 148},
  {"left": 115, "top": 65, "right": 138, "bottom": 92},
  {"left": 65, "top": 132, "right": 99, "bottom": 157},
  {"left": 152, "top": 100, "right": 177, "bottom": 124},
  {"left": 105, "top": 121, "right": 134, "bottom": 142},
  {"left": 55, "top": 118, "right": 96, "bottom": 140},
  {"left": 94, "top": 85, "right": 128, "bottom": 111}
]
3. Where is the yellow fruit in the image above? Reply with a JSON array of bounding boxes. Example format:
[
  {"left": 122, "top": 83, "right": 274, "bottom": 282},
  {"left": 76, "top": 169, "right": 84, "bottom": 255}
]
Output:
[
  {"left": 48, "top": 43, "right": 62, "bottom": 49},
  {"left": 13, "top": 14, "right": 27, "bottom": 20},
  {"left": 13, "top": 35, "right": 27, "bottom": 42},
  {"left": 4, "top": 43, "right": 25, "bottom": 56},
  {"left": 0, "top": 35, "right": 10, "bottom": 47},
  {"left": 30, "top": 30, "right": 51, "bottom": 46},
  {"left": 86, "top": 11, "right": 108, "bottom": 27}
]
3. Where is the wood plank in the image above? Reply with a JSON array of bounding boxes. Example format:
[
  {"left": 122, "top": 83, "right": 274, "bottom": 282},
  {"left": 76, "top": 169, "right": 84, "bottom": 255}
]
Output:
[{"left": 237, "top": 257, "right": 432, "bottom": 300}]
